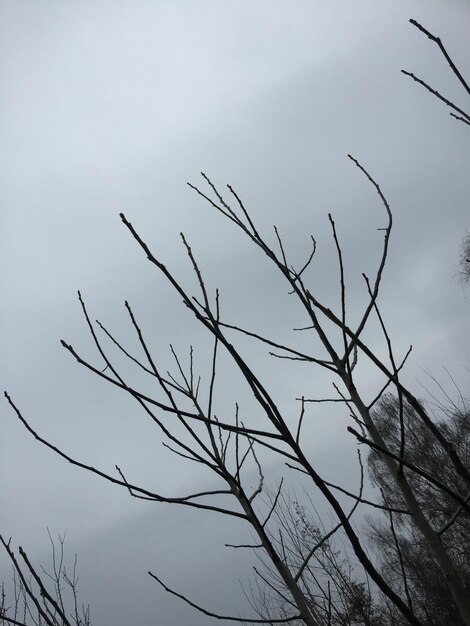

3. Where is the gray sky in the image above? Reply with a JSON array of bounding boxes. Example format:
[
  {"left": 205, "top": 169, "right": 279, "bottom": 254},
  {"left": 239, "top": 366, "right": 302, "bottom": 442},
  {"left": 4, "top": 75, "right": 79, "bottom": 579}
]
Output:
[{"left": 1, "top": 2, "right": 469, "bottom": 624}]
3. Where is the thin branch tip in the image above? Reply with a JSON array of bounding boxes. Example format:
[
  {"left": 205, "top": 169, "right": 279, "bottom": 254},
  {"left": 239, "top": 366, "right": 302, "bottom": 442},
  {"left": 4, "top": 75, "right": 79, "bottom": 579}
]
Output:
[{"left": 409, "top": 18, "right": 433, "bottom": 38}]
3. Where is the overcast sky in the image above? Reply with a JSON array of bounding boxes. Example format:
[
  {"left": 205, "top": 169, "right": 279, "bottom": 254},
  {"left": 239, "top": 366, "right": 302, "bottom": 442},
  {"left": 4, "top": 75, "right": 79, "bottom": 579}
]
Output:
[{"left": 1, "top": 2, "right": 469, "bottom": 625}]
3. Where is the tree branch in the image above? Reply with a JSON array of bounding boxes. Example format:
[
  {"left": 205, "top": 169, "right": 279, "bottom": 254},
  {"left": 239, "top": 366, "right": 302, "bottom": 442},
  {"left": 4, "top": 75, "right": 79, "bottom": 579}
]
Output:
[{"left": 148, "top": 572, "right": 302, "bottom": 623}]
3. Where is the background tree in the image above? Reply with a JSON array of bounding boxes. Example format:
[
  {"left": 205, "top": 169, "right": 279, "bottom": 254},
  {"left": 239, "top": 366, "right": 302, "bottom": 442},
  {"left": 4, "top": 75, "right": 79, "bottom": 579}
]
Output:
[
  {"left": 0, "top": 533, "right": 91, "bottom": 626},
  {"left": 246, "top": 488, "right": 388, "bottom": 626},
  {"left": 366, "top": 393, "right": 470, "bottom": 626},
  {"left": 458, "top": 233, "right": 470, "bottom": 286},
  {"left": 251, "top": 391, "right": 470, "bottom": 626}
]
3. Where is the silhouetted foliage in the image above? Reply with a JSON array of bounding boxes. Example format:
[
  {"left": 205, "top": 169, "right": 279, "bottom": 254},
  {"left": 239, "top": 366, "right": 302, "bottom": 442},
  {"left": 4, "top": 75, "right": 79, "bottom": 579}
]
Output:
[
  {"left": 458, "top": 232, "right": 470, "bottom": 286},
  {"left": 367, "top": 394, "right": 470, "bottom": 626}
]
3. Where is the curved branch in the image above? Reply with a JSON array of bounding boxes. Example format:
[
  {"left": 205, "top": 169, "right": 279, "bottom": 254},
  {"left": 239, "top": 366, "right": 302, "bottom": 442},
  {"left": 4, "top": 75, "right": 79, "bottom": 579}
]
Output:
[{"left": 148, "top": 572, "right": 302, "bottom": 623}]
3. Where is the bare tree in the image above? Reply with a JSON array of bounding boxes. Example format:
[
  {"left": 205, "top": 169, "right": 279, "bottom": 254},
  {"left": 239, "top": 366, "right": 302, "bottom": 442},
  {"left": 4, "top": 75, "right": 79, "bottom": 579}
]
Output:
[
  {"left": 0, "top": 533, "right": 91, "bottom": 626},
  {"left": 251, "top": 391, "right": 470, "bottom": 625},
  {"left": 6, "top": 156, "right": 469, "bottom": 624},
  {"left": 250, "top": 19, "right": 470, "bottom": 623},
  {"left": 246, "top": 489, "right": 389, "bottom": 626},
  {"left": 3, "top": 18, "right": 470, "bottom": 626}
]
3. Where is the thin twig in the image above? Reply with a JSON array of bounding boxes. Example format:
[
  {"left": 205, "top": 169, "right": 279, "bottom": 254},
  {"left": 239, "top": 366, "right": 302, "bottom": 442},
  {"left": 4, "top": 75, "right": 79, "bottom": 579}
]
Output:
[{"left": 409, "top": 19, "right": 470, "bottom": 96}]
